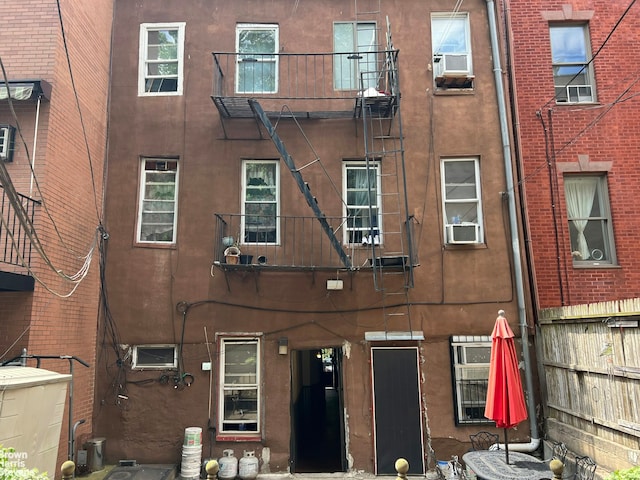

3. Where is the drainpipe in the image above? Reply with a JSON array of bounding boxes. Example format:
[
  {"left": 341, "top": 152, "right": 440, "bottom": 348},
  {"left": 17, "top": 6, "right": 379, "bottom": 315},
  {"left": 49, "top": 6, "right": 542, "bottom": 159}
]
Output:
[
  {"left": 29, "top": 93, "right": 42, "bottom": 197},
  {"left": 485, "top": 0, "right": 540, "bottom": 451}
]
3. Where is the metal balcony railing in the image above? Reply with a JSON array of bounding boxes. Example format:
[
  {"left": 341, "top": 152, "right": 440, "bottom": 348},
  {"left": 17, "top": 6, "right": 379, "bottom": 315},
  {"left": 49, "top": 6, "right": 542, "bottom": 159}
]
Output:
[
  {"left": 211, "top": 50, "right": 399, "bottom": 119},
  {"left": 214, "top": 213, "right": 412, "bottom": 270},
  {"left": 0, "top": 184, "right": 39, "bottom": 270}
]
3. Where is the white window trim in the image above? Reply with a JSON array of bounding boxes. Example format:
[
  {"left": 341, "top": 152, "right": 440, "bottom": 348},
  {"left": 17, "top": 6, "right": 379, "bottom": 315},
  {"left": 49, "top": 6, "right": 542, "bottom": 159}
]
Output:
[
  {"left": 132, "top": 344, "right": 178, "bottom": 370},
  {"left": 218, "top": 336, "right": 261, "bottom": 436},
  {"left": 431, "top": 12, "right": 473, "bottom": 81},
  {"left": 136, "top": 158, "right": 179, "bottom": 245},
  {"left": 441, "top": 158, "right": 483, "bottom": 244},
  {"left": 333, "top": 21, "right": 378, "bottom": 92},
  {"left": 138, "top": 22, "right": 186, "bottom": 96},
  {"left": 343, "top": 160, "right": 383, "bottom": 245},
  {"left": 241, "top": 159, "right": 280, "bottom": 245},
  {"left": 451, "top": 336, "right": 493, "bottom": 425},
  {"left": 235, "top": 23, "right": 279, "bottom": 94}
]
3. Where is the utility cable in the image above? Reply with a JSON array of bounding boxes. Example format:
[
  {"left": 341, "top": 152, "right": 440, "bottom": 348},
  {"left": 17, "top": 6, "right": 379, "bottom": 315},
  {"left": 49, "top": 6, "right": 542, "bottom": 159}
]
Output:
[
  {"left": 54, "top": 0, "right": 102, "bottom": 223},
  {"left": 538, "top": 0, "right": 638, "bottom": 111}
]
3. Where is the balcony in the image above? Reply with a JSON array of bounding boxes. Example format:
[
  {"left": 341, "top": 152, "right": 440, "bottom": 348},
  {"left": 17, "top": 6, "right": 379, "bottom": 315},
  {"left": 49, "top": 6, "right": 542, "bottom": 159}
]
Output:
[
  {"left": 0, "top": 184, "right": 39, "bottom": 291},
  {"left": 211, "top": 50, "right": 399, "bottom": 122},
  {"left": 213, "top": 213, "right": 413, "bottom": 272}
]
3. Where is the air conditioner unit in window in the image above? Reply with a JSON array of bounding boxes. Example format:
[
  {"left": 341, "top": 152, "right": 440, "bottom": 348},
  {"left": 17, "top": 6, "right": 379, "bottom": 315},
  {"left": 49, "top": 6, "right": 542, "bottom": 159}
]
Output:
[
  {"left": 434, "top": 53, "right": 470, "bottom": 77},
  {"left": 446, "top": 223, "right": 480, "bottom": 244},
  {"left": 0, "top": 125, "right": 15, "bottom": 162}
]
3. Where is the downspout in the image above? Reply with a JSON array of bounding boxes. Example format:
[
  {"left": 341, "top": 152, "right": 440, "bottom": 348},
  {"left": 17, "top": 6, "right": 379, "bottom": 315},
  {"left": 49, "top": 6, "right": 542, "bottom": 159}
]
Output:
[
  {"left": 485, "top": 0, "right": 540, "bottom": 451},
  {"left": 29, "top": 93, "right": 42, "bottom": 197}
]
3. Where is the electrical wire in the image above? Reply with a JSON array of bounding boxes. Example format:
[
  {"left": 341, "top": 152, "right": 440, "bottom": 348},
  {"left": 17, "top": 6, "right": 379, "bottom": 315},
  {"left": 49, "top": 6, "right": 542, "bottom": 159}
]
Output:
[
  {"left": 54, "top": 0, "right": 102, "bottom": 224},
  {"left": 538, "top": 0, "right": 638, "bottom": 111}
]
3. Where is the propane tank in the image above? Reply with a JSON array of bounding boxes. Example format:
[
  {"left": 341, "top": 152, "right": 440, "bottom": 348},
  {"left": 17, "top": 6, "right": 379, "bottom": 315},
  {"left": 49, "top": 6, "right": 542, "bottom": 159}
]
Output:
[
  {"left": 218, "top": 449, "right": 238, "bottom": 479},
  {"left": 238, "top": 451, "right": 259, "bottom": 480}
]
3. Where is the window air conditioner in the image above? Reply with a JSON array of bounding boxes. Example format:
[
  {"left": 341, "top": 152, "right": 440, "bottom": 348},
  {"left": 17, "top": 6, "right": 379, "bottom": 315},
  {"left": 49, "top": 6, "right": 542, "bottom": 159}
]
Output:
[
  {"left": 0, "top": 125, "right": 15, "bottom": 162},
  {"left": 434, "top": 53, "right": 470, "bottom": 77},
  {"left": 446, "top": 223, "right": 480, "bottom": 244}
]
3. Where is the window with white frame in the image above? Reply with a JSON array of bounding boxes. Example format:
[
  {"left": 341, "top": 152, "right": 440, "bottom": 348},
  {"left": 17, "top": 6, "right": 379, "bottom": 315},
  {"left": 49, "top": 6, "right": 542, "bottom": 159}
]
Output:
[
  {"left": 242, "top": 160, "right": 279, "bottom": 244},
  {"left": 132, "top": 345, "right": 178, "bottom": 370},
  {"left": 550, "top": 24, "right": 595, "bottom": 103},
  {"left": 219, "top": 337, "right": 260, "bottom": 434},
  {"left": 0, "top": 124, "right": 16, "bottom": 162},
  {"left": 442, "top": 158, "right": 482, "bottom": 244},
  {"left": 236, "top": 24, "right": 278, "bottom": 94},
  {"left": 344, "top": 160, "right": 382, "bottom": 245},
  {"left": 564, "top": 175, "right": 615, "bottom": 264},
  {"left": 138, "top": 23, "right": 185, "bottom": 95},
  {"left": 334, "top": 22, "right": 378, "bottom": 91},
  {"left": 431, "top": 13, "right": 473, "bottom": 88},
  {"left": 137, "top": 158, "right": 179, "bottom": 244},
  {"left": 451, "top": 336, "right": 492, "bottom": 425}
]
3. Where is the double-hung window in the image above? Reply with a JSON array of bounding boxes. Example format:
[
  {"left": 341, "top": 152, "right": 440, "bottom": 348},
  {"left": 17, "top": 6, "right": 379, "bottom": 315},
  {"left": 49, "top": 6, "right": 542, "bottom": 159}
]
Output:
[
  {"left": 550, "top": 24, "right": 595, "bottom": 103},
  {"left": 431, "top": 13, "right": 473, "bottom": 88},
  {"left": 344, "top": 161, "right": 382, "bottom": 245},
  {"left": 219, "top": 337, "right": 260, "bottom": 435},
  {"left": 451, "top": 336, "right": 492, "bottom": 425},
  {"left": 334, "top": 22, "right": 378, "bottom": 91},
  {"left": 564, "top": 175, "right": 615, "bottom": 265},
  {"left": 242, "top": 160, "right": 279, "bottom": 244},
  {"left": 137, "top": 158, "right": 179, "bottom": 244},
  {"left": 442, "top": 158, "right": 483, "bottom": 244},
  {"left": 236, "top": 24, "right": 278, "bottom": 94},
  {"left": 138, "top": 23, "right": 185, "bottom": 95}
]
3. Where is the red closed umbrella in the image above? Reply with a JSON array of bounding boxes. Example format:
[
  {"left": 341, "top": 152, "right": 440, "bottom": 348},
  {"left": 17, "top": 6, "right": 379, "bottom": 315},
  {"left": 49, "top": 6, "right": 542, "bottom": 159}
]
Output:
[{"left": 484, "top": 310, "right": 528, "bottom": 464}]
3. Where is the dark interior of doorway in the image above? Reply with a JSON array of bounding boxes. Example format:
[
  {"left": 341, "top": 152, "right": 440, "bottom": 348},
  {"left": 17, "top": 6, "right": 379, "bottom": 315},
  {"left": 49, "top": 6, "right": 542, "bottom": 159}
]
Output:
[{"left": 291, "top": 347, "right": 345, "bottom": 473}]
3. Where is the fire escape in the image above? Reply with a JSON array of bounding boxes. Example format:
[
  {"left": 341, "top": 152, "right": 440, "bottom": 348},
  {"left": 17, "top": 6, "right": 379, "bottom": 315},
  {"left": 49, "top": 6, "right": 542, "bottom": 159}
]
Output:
[{"left": 210, "top": 19, "right": 415, "bottom": 335}]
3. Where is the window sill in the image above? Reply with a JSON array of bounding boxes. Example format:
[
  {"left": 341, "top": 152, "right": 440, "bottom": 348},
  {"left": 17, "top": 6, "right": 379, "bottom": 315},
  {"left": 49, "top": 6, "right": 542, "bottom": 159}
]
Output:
[
  {"left": 216, "top": 434, "right": 261, "bottom": 442},
  {"left": 572, "top": 262, "right": 620, "bottom": 269},
  {"left": 134, "top": 241, "right": 177, "bottom": 249}
]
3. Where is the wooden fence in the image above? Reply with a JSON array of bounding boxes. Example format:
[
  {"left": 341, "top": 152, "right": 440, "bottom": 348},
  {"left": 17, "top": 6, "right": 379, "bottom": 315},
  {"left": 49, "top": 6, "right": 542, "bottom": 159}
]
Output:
[{"left": 538, "top": 299, "right": 640, "bottom": 474}]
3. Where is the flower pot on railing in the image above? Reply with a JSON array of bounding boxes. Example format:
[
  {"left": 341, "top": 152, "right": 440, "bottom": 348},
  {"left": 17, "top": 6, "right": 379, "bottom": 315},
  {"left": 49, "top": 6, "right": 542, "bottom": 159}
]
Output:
[{"left": 224, "top": 246, "right": 241, "bottom": 264}]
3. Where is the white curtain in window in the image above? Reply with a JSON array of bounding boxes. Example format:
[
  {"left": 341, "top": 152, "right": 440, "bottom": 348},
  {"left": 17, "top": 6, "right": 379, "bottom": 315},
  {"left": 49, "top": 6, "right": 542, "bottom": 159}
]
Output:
[{"left": 565, "top": 177, "right": 597, "bottom": 259}]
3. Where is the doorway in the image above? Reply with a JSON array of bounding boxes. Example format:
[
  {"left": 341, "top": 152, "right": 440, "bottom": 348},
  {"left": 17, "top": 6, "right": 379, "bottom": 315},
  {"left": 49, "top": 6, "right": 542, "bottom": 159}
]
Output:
[
  {"left": 290, "top": 347, "right": 346, "bottom": 473},
  {"left": 371, "top": 346, "right": 425, "bottom": 475}
]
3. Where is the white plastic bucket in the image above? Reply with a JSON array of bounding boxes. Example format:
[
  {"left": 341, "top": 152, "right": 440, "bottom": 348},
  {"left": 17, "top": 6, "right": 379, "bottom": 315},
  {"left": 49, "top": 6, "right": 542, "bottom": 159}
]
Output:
[{"left": 184, "top": 427, "right": 202, "bottom": 446}]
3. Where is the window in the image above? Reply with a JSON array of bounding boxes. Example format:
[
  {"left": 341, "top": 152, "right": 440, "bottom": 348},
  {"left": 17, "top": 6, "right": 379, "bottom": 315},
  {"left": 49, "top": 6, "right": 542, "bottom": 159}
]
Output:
[
  {"left": 236, "top": 24, "right": 278, "bottom": 94},
  {"left": 431, "top": 13, "right": 473, "bottom": 88},
  {"left": 219, "top": 337, "right": 260, "bottom": 435},
  {"left": 334, "top": 22, "right": 378, "bottom": 91},
  {"left": 451, "top": 336, "right": 492, "bottom": 425},
  {"left": 0, "top": 124, "right": 16, "bottom": 162},
  {"left": 242, "top": 160, "right": 279, "bottom": 244},
  {"left": 550, "top": 24, "right": 595, "bottom": 103},
  {"left": 442, "top": 158, "right": 483, "bottom": 244},
  {"left": 137, "top": 158, "right": 179, "bottom": 244},
  {"left": 132, "top": 345, "right": 177, "bottom": 370},
  {"left": 138, "top": 23, "right": 185, "bottom": 95},
  {"left": 565, "top": 175, "right": 615, "bottom": 264},
  {"left": 344, "top": 161, "right": 382, "bottom": 245}
]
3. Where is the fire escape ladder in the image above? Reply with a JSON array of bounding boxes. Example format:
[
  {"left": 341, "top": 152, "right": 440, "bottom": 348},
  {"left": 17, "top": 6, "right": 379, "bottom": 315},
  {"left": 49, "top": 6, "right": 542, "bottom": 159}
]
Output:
[
  {"left": 360, "top": 28, "right": 415, "bottom": 336},
  {"left": 248, "top": 99, "right": 352, "bottom": 269}
]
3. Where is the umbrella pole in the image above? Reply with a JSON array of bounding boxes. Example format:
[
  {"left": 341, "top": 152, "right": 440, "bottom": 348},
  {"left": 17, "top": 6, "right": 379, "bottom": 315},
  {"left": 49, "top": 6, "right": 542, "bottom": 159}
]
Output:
[{"left": 504, "top": 428, "right": 509, "bottom": 464}]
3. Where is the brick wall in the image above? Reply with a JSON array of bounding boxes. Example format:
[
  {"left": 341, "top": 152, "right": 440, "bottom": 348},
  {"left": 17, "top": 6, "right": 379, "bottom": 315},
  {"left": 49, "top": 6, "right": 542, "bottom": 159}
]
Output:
[
  {"left": 0, "top": 0, "right": 113, "bottom": 476},
  {"left": 505, "top": 0, "right": 640, "bottom": 308}
]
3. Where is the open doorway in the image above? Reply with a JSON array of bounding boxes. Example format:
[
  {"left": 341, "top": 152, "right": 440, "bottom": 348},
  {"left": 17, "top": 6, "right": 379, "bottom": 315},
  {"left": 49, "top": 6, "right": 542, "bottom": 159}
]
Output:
[{"left": 290, "top": 347, "right": 346, "bottom": 473}]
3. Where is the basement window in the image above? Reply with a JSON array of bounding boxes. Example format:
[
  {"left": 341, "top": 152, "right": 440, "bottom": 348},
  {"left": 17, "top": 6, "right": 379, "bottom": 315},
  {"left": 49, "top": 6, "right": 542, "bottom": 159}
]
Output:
[
  {"left": 132, "top": 345, "right": 178, "bottom": 370},
  {"left": 450, "top": 336, "right": 493, "bottom": 425}
]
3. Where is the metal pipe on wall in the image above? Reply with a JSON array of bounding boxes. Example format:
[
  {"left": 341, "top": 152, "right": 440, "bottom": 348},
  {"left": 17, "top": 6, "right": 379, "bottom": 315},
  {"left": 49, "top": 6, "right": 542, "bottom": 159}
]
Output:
[
  {"left": 485, "top": 0, "right": 540, "bottom": 449},
  {"left": 29, "top": 93, "right": 42, "bottom": 197}
]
